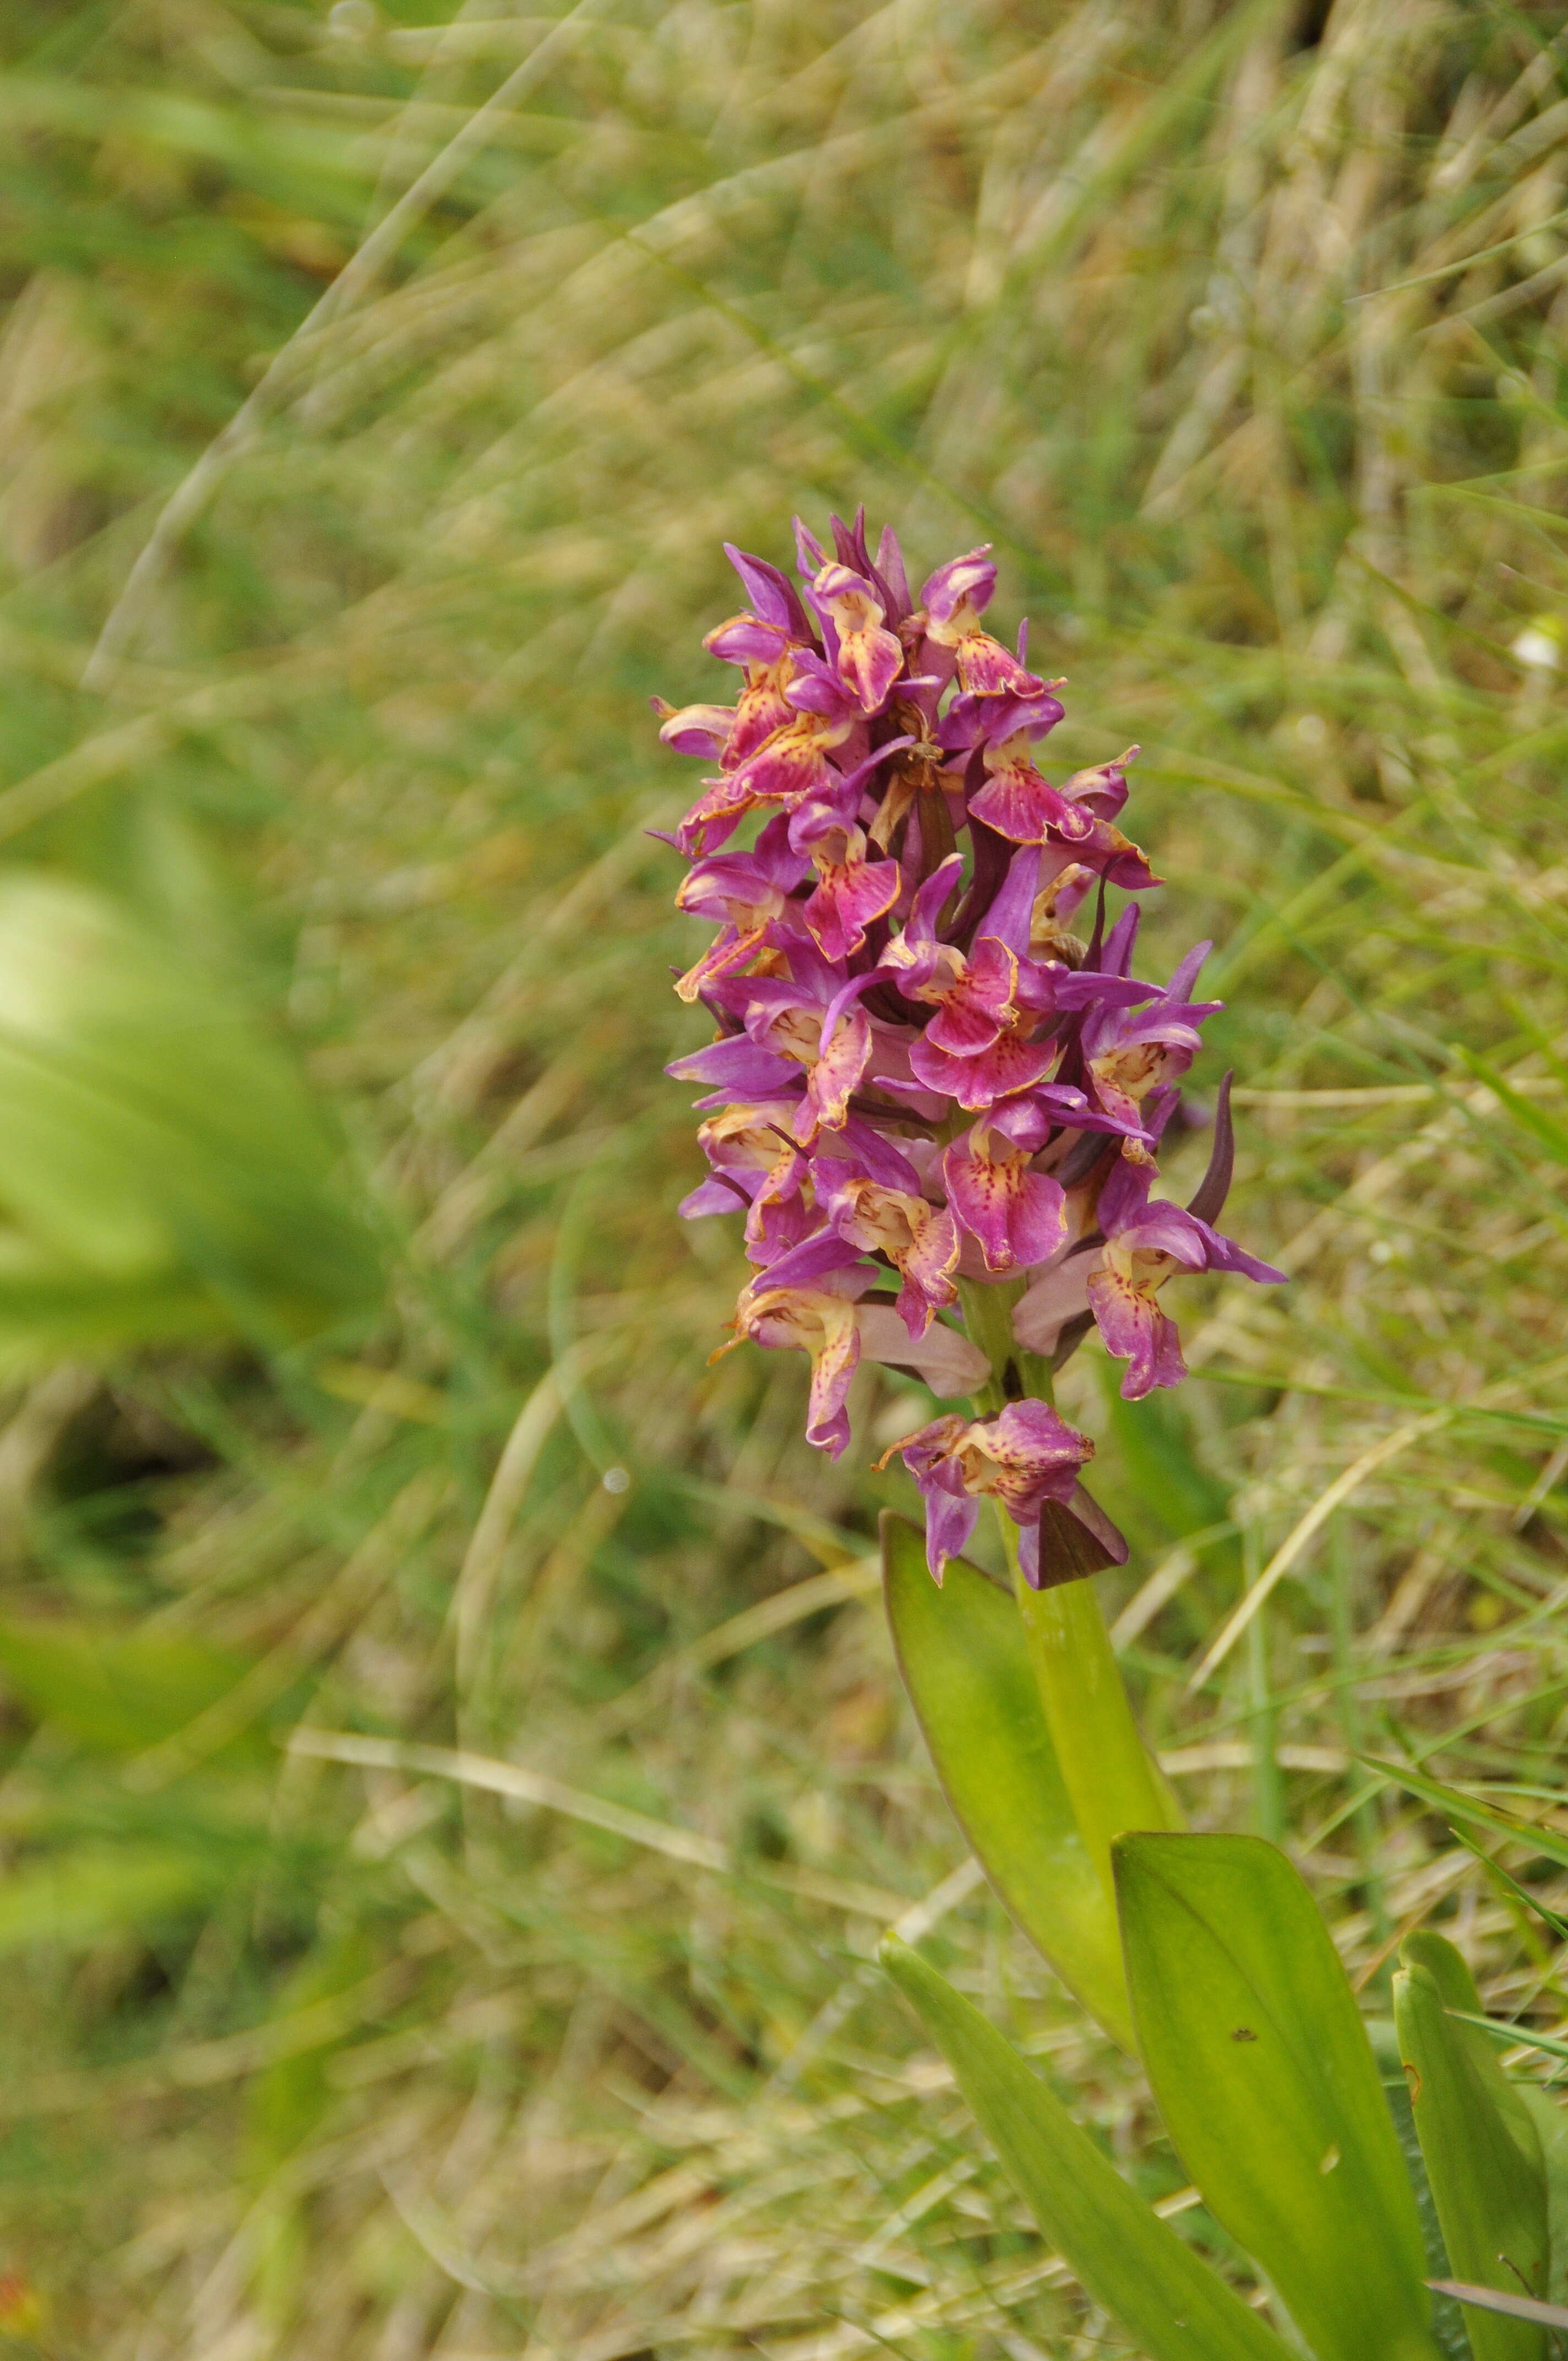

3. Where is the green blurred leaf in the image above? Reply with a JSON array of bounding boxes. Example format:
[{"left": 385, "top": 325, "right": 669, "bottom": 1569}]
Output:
[
  {"left": 247, "top": 1924, "right": 376, "bottom": 2174},
  {"left": 0, "top": 1616, "right": 264, "bottom": 1759},
  {"left": 0, "top": 1842, "right": 218, "bottom": 1950},
  {"left": 1114, "top": 1832, "right": 1441, "bottom": 2361},
  {"left": 1395, "top": 1955, "right": 1549, "bottom": 2360},
  {"left": 0, "top": 871, "right": 380, "bottom": 1367},
  {"left": 1100, "top": 1373, "right": 1236, "bottom": 1554},
  {"left": 880, "top": 1512, "right": 1133, "bottom": 2049},
  {"left": 879, "top": 1934, "right": 1295, "bottom": 2361},
  {"left": 1366, "top": 2019, "right": 1476, "bottom": 2361}
]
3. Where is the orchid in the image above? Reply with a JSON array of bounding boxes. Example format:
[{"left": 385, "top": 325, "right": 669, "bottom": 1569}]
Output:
[
  {"left": 876, "top": 1400, "right": 1096, "bottom": 1586},
  {"left": 942, "top": 1097, "right": 1068, "bottom": 1276},
  {"left": 716, "top": 1252, "right": 987, "bottom": 1458},
  {"left": 1014, "top": 1079, "right": 1286, "bottom": 1397},
  {"left": 660, "top": 509, "right": 1281, "bottom": 1586}
]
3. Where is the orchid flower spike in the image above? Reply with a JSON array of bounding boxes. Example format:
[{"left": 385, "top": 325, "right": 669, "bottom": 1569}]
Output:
[{"left": 658, "top": 520, "right": 1282, "bottom": 1582}]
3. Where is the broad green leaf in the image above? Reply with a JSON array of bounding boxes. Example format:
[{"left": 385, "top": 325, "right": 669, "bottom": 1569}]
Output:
[
  {"left": 0, "top": 872, "right": 380, "bottom": 1370},
  {"left": 879, "top": 1935, "right": 1294, "bottom": 2361},
  {"left": 0, "top": 1617, "right": 266, "bottom": 1759},
  {"left": 1359, "top": 1756, "right": 1568, "bottom": 1874},
  {"left": 1402, "top": 1931, "right": 1545, "bottom": 2172},
  {"left": 1395, "top": 1960, "right": 1549, "bottom": 2361},
  {"left": 0, "top": 1843, "right": 219, "bottom": 1950},
  {"left": 1114, "top": 1832, "right": 1441, "bottom": 2361},
  {"left": 1369, "top": 2020, "right": 1476, "bottom": 2361},
  {"left": 880, "top": 1511, "right": 1132, "bottom": 2051}
]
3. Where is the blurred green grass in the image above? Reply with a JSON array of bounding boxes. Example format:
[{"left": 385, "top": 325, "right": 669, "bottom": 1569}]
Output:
[{"left": 0, "top": 0, "right": 1566, "bottom": 2351}]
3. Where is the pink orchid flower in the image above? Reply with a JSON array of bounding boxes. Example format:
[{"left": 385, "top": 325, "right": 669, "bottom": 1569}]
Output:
[
  {"left": 672, "top": 816, "right": 808, "bottom": 1002},
  {"left": 878, "top": 1401, "right": 1097, "bottom": 1582},
  {"left": 660, "top": 514, "right": 1284, "bottom": 1506},
  {"left": 721, "top": 1247, "right": 987, "bottom": 1458},
  {"left": 942, "top": 1096, "right": 1070, "bottom": 1275},
  {"left": 806, "top": 560, "right": 904, "bottom": 714},
  {"left": 1013, "top": 1079, "right": 1286, "bottom": 1394},
  {"left": 918, "top": 548, "right": 1046, "bottom": 700}
]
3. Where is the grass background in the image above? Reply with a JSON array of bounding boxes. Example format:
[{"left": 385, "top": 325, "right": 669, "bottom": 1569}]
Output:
[{"left": 0, "top": 0, "right": 1566, "bottom": 2351}]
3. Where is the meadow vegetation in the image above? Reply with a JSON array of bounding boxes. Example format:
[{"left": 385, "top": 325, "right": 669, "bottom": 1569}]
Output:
[{"left": 0, "top": 0, "right": 1566, "bottom": 2351}]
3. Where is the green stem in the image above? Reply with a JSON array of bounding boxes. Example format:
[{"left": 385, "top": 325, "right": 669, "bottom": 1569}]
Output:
[
  {"left": 955, "top": 1275, "right": 1023, "bottom": 1416},
  {"left": 1244, "top": 1522, "right": 1284, "bottom": 1845},
  {"left": 958, "top": 1275, "right": 1180, "bottom": 1898},
  {"left": 998, "top": 1509, "right": 1183, "bottom": 1906},
  {"left": 1330, "top": 1515, "right": 1389, "bottom": 1940}
]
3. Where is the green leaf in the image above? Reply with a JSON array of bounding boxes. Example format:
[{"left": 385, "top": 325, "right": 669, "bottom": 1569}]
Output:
[
  {"left": 1359, "top": 1755, "right": 1568, "bottom": 1874},
  {"left": 1394, "top": 1958, "right": 1549, "bottom": 2361},
  {"left": 878, "top": 1934, "right": 1295, "bottom": 2361},
  {"left": 1515, "top": 2087, "right": 1568, "bottom": 2306},
  {"left": 880, "top": 1511, "right": 1133, "bottom": 2051},
  {"left": 0, "top": 1616, "right": 266, "bottom": 1759},
  {"left": 0, "top": 872, "right": 381, "bottom": 1370},
  {"left": 0, "top": 1843, "right": 219, "bottom": 1950},
  {"left": 247, "top": 1925, "right": 376, "bottom": 2173},
  {"left": 1114, "top": 1832, "right": 1441, "bottom": 2361},
  {"left": 1401, "top": 1931, "right": 1545, "bottom": 2168},
  {"left": 1375, "top": 2026, "right": 1478, "bottom": 2361}
]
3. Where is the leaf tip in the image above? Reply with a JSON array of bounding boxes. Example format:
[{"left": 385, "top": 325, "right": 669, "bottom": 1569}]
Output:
[{"left": 877, "top": 1930, "right": 914, "bottom": 1978}]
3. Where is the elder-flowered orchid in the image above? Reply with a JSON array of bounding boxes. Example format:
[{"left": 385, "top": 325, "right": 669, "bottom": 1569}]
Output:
[
  {"left": 805, "top": 561, "right": 904, "bottom": 714},
  {"left": 1061, "top": 745, "right": 1138, "bottom": 823},
  {"left": 673, "top": 816, "right": 806, "bottom": 1002},
  {"left": 1029, "top": 855, "right": 1095, "bottom": 962},
  {"left": 723, "top": 1266, "right": 863, "bottom": 1456},
  {"left": 1077, "top": 926, "right": 1222, "bottom": 1161},
  {"left": 1013, "top": 1080, "right": 1286, "bottom": 1396},
  {"left": 943, "top": 1097, "right": 1068, "bottom": 1275},
  {"left": 676, "top": 702, "right": 854, "bottom": 856},
  {"left": 797, "top": 815, "right": 900, "bottom": 962},
  {"left": 875, "top": 850, "right": 1146, "bottom": 1113},
  {"left": 878, "top": 1402, "right": 1096, "bottom": 1585},
  {"left": 919, "top": 548, "right": 1044, "bottom": 701},
  {"left": 669, "top": 952, "right": 878, "bottom": 1145},
  {"left": 660, "top": 513, "right": 1282, "bottom": 1586},
  {"left": 721, "top": 1253, "right": 988, "bottom": 1458},
  {"left": 935, "top": 696, "right": 1156, "bottom": 893},
  {"left": 813, "top": 1155, "right": 960, "bottom": 1339},
  {"left": 1085, "top": 1138, "right": 1284, "bottom": 1397},
  {"left": 678, "top": 1101, "right": 798, "bottom": 1223},
  {"left": 654, "top": 701, "right": 737, "bottom": 760}
]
